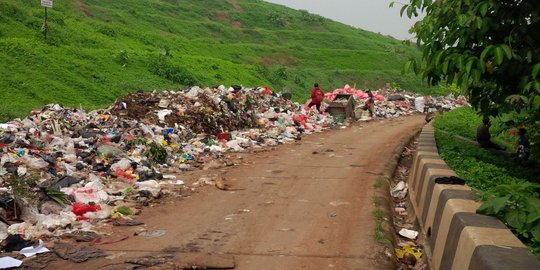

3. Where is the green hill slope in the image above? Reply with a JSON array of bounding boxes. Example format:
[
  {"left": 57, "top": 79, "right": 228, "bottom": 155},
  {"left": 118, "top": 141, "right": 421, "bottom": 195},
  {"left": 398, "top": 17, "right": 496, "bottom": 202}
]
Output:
[{"left": 0, "top": 0, "right": 431, "bottom": 121}]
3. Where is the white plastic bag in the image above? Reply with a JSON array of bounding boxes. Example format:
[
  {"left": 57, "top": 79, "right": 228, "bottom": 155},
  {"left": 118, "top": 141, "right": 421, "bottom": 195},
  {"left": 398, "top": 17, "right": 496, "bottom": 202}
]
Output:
[
  {"left": 111, "top": 158, "right": 132, "bottom": 171},
  {"left": 136, "top": 180, "right": 161, "bottom": 197},
  {"left": 414, "top": 97, "right": 425, "bottom": 112},
  {"left": 84, "top": 205, "right": 111, "bottom": 219},
  {"left": 156, "top": 109, "right": 173, "bottom": 122},
  {"left": 21, "top": 156, "right": 48, "bottom": 170}
]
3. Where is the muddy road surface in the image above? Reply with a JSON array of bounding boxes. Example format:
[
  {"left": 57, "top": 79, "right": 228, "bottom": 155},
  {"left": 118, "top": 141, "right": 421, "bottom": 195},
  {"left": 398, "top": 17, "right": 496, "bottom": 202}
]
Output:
[{"left": 45, "top": 115, "right": 426, "bottom": 270}]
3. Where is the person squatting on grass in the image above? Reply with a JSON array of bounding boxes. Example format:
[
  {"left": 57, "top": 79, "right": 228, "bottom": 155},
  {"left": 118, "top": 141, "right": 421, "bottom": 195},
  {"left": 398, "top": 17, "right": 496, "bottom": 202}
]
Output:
[
  {"left": 476, "top": 116, "right": 503, "bottom": 150},
  {"left": 308, "top": 83, "right": 325, "bottom": 113}
]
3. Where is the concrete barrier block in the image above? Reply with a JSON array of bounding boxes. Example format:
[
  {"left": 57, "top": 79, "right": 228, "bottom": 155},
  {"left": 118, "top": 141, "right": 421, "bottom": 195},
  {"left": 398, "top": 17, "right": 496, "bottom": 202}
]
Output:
[{"left": 422, "top": 184, "right": 472, "bottom": 236}]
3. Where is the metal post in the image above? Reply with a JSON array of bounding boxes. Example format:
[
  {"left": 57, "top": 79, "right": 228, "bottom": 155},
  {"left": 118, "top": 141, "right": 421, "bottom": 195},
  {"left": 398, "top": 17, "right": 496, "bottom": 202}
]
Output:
[{"left": 44, "top": 7, "right": 48, "bottom": 39}]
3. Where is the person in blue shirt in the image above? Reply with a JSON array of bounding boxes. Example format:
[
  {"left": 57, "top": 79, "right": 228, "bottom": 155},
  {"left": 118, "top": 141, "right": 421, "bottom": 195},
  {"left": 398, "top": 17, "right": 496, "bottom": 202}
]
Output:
[{"left": 515, "top": 128, "right": 530, "bottom": 160}]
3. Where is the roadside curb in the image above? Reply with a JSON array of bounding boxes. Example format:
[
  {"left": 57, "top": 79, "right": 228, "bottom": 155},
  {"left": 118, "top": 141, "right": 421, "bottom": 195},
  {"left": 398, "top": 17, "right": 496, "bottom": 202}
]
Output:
[{"left": 409, "top": 123, "right": 540, "bottom": 270}]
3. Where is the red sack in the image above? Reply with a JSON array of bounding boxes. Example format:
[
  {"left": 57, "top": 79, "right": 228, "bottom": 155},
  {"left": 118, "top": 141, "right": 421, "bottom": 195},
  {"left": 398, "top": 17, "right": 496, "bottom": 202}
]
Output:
[{"left": 72, "top": 203, "right": 101, "bottom": 216}]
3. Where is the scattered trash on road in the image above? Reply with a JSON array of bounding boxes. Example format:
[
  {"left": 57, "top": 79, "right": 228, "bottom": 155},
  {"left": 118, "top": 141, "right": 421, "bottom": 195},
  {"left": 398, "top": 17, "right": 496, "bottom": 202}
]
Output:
[
  {"left": 19, "top": 239, "right": 50, "bottom": 257},
  {"left": 136, "top": 229, "right": 167, "bottom": 238},
  {"left": 54, "top": 242, "right": 106, "bottom": 262},
  {"left": 329, "top": 201, "right": 350, "bottom": 207}
]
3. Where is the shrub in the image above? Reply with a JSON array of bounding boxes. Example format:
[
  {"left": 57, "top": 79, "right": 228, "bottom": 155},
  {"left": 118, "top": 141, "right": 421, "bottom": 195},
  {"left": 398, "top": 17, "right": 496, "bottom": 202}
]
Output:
[
  {"left": 98, "top": 25, "right": 117, "bottom": 37},
  {"left": 298, "top": 9, "right": 324, "bottom": 25},
  {"left": 148, "top": 54, "right": 199, "bottom": 86},
  {"left": 267, "top": 11, "right": 287, "bottom": 27},
  {"left": 477, "top": 180, "right": 540, "bottom": 257}
]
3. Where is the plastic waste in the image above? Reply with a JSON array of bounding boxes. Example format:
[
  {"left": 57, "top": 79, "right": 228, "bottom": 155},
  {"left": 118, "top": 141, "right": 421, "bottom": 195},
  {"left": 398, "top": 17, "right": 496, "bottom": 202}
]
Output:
[
  {"left": 111, "top": 158, "right": 132, "bottom": 171},
  {"left": 19, "top": 239, "right": 50, "bottom": 257},
  {"left": 414, "top": 97, "right": 425, "bottom": 113},
  {"left": 113, "top": 206, "right": 133, "bottom": 216},
  {"left": 52, "top": 175, "right": 81, "bottom": 189},
  {"left": 16, "top": 166, "right": 27, "bottom": 176},
  {"left": 156, "top": 109, "right": 173, "bottom": 122},
  {"left": 395, "top": 246, "right": 422, "bottom": 261},
  {"left": 391, "top": 181, "right": 408, "bottom": 199},
  {"left": 0, "top": 257, "right": 23, "bottom": 268},
  {"left": 136, "top": 180, "right": 161, "bottom": 198},
  {"left": 398, "top": 228, "right": 419, "bottom": 240},
  {"left": 72, "top": 203, "right": 101, "bottom": 216},
  {"left": 7, "top": 223, "right": 34, "bottom": 240},
  {"left": 139, "top": 123, "right": 155, "bottom": 137},
  {"left": 84, "top": 205, "right": 111, "bottom": 219},
  {"left": 137, "top": 229, "right": 167, "bottom": 238},
  {"left": 20, "top": 156, "right": 48, "bottom": 170},
  {"left": 37, "top": 212, "right": 76, "bottom": 230},
  {"left": 97, "top": 143, "right": 124, "bottom": 158},
  {"left": 62, "top": 186, "right": 108, "bottom": 204}
]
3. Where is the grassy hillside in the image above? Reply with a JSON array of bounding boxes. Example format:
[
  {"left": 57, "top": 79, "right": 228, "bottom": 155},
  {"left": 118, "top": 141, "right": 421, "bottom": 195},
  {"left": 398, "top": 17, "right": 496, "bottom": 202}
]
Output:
[{"left": 0, "top": 0, "right": 433, "bottom": 121}]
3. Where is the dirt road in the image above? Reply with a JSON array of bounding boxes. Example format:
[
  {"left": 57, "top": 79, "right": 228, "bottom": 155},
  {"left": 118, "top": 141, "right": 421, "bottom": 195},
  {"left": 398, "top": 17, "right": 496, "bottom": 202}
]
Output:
[{"left": 46, "top": 115, "right": 426, "bottom": 270}]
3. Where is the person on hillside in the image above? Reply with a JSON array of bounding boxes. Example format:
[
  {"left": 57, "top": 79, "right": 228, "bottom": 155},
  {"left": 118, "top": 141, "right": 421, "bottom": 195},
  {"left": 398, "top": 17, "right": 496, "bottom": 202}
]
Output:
[
  {"left": 308, "top": 83, "right": 325, "bottom": 113},
  {"left": 515, "top": 128, "right": 530, "bottom": 160},
  {"left": 476, "top": 116, "right": 503, "bottom": 150}
]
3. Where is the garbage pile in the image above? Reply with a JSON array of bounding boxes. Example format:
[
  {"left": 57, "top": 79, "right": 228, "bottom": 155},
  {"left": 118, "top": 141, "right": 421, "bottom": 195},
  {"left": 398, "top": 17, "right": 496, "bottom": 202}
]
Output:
[
  {"left": 0, "top": 82, "right": 468, "bottom": 265},
  {"left": 0, "top": 85, "right": 333, "bottom": 245},
  {"left": 390, "top": 147, "right": 427, "bottom": 270},
  {"left": 305, "top": 84, "right": 468, "bottom": 120}
]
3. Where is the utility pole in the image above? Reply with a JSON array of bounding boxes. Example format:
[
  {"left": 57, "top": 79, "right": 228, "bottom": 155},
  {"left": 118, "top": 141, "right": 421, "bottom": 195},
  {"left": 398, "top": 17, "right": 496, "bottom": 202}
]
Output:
[
  {"left": 40, "top": 0, "right": 53, "bottom": 39},
  {"left": 44, "top": 6, "right": 48, "bottom": 39}
]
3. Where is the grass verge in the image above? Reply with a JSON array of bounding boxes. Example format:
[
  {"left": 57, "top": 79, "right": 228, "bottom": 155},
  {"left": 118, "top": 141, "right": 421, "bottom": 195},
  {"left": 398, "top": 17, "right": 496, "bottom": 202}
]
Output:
[{"left": 373, "top": 176, "right": 392, "bottom": 246}]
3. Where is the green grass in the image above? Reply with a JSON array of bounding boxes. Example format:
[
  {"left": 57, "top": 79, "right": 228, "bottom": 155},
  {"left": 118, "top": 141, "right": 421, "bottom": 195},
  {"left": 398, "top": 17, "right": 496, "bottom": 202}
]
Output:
[
  {"left": 433, "top": 107, "right": 537, "bottom": 189},
  {"left": 433, "top": 106, "right": 517, "bottom": 151},
  {"left": 373, "top": 208, "right": 391, "bottom": 245},
  {"left": 373, "top": 195, "right": 383, "bottom": 207},
  {"left": 433, "top": 107, "right": 540, "bottom": 257},
  {"left": 373, "top": 176, "right": 385, "bottom": 189},
  {"left": 0, "top": 0, "right": 436, "bottom": 121}
]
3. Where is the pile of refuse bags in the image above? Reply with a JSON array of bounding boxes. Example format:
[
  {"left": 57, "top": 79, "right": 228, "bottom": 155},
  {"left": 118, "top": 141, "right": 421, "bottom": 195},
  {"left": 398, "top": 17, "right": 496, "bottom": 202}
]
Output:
[
  {"left": 0, "top": 85, "right": 334, "bottom": 244},
  {"left": 305, "top": 84, "right": 468, "bottom": 119}
]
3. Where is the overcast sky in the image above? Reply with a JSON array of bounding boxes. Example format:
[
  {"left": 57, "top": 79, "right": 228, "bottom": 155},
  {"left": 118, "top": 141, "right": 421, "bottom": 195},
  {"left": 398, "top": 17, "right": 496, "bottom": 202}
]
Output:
[{"left": 263, "top": 0, "right": 421, "bottom": 40}]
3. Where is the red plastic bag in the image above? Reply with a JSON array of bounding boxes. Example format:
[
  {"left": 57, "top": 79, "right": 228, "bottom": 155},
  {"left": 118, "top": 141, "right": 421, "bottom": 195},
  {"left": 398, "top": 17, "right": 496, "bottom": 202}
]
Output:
[
  {"left": 261, "top": 86, "right": 272, "bottom": 95},
  {"left": 72, "top": 203, "right": 101, "bottom": 216},
  {"left": 115, "top": 169, "right": 136, "bottom": 180}
]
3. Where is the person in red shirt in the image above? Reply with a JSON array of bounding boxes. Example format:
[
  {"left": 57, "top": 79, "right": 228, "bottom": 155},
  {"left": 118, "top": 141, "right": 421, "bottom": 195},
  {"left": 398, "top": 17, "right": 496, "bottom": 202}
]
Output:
[
  {"left": 363, "top": 90, "right": 375, "bottom": 117},
  {"left": 308, "top": 83, "right": 324, "bottom": 113}
]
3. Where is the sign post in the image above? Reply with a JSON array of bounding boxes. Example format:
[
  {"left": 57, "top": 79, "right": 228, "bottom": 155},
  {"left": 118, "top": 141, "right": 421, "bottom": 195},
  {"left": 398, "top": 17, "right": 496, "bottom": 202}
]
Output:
[{"left": 40, "top": 0, "right": 53, "bottom": 39}]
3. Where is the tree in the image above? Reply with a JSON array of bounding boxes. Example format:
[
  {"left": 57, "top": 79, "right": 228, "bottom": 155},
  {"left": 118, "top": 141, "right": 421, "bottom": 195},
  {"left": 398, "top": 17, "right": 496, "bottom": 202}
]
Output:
[{"left": 397, "top": 0, "right": 540, "bottom": 118}]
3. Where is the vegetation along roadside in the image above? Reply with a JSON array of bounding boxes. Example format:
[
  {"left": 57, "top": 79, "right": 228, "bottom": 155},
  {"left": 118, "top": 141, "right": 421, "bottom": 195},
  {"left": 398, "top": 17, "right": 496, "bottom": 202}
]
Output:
[{"left": 433, "top": 107, "right": 540, "bottom": 258}]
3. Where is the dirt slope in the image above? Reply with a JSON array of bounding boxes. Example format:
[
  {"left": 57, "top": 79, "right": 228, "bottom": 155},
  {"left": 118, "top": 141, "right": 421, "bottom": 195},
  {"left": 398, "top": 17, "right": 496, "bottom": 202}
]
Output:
[{"left": 45, "top": 115, "right": 426, "bottom": 270}]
